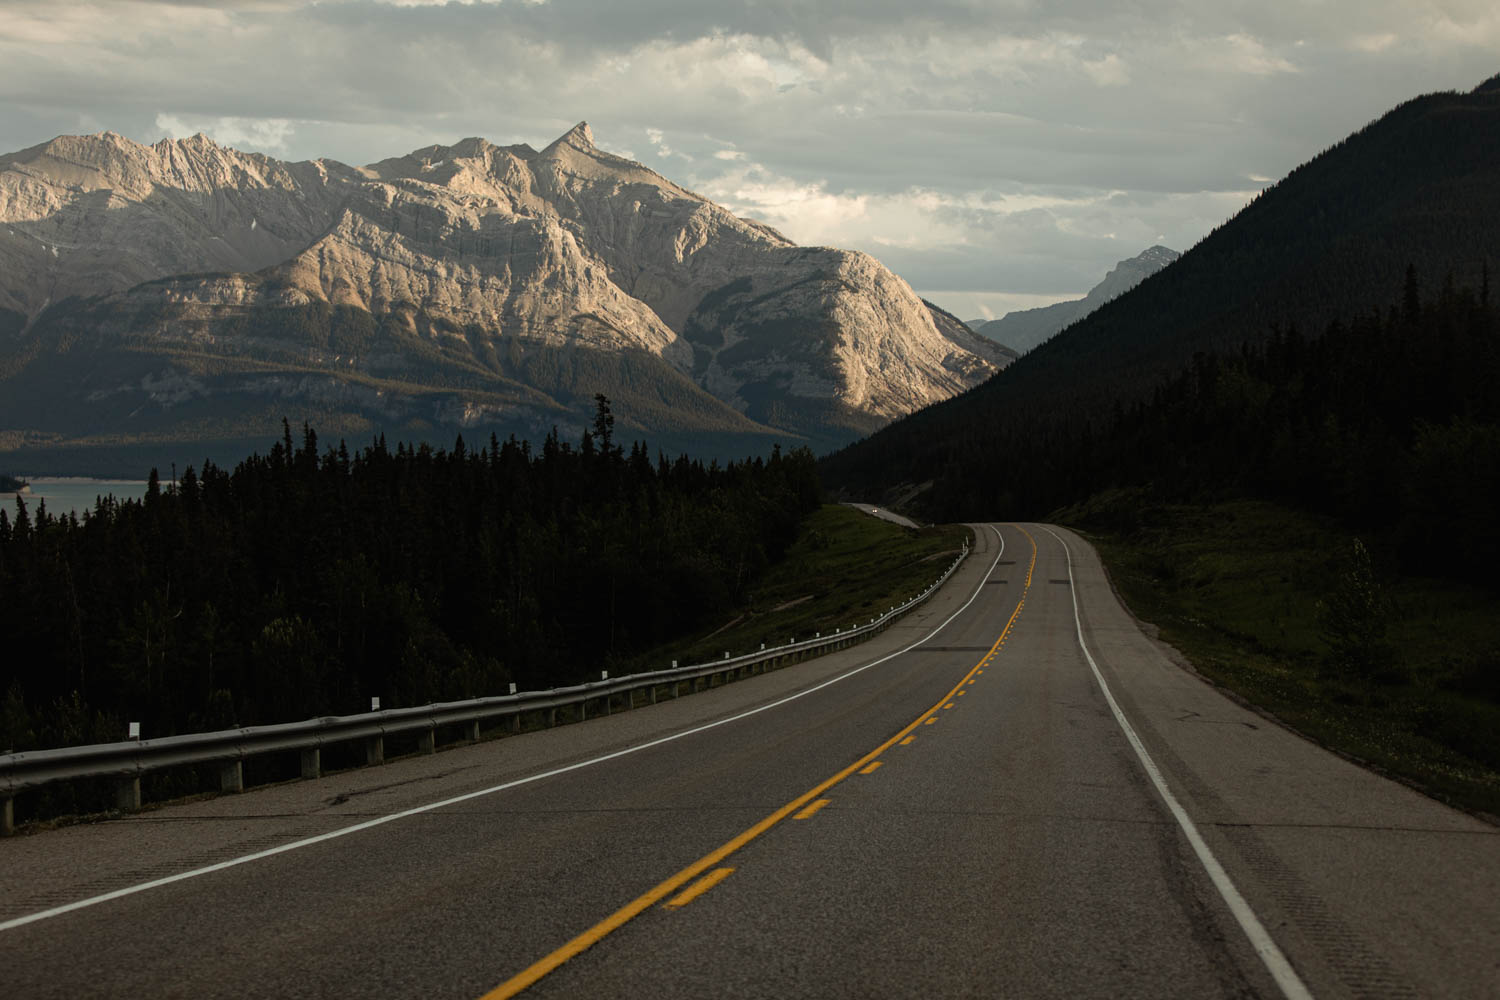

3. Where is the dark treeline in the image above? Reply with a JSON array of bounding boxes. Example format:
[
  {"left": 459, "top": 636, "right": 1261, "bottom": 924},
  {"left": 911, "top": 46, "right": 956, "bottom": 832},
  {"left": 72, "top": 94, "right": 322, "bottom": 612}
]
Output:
[
  {"left": 839, "top": 270, "right": 1498, "bottom": 583},
  {"left": 0, "top": 398, "right": 821, "bottom": 753}
]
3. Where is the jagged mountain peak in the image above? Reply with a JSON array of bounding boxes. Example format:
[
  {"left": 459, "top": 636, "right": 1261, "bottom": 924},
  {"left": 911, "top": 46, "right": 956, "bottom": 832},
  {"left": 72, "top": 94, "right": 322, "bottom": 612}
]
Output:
[
  {"left": 554, "top": 121, "right": 595, "bottom": 148},
  {"left": 540, "top": 121, "right": 601, "bottom": 161},
  {"left": 533, "top": 120, "right": 677, "bottom": 193}
]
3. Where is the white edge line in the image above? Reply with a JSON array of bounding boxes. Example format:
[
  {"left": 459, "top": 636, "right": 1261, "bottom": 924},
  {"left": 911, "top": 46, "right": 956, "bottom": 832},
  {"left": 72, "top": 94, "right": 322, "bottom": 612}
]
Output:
[
  {"left": 0, "top": 526, "right": 1005, "bottom": 934},
  {"left": 1039, "top": 525, "right": 1314, "bottom": 1000}
]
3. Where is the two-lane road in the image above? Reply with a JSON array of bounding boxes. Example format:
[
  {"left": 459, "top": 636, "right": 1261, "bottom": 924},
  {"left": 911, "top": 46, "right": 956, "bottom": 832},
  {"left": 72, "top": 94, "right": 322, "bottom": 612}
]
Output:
[{"left": 2, "top": 524, "right": 1495, "bottom": 998}]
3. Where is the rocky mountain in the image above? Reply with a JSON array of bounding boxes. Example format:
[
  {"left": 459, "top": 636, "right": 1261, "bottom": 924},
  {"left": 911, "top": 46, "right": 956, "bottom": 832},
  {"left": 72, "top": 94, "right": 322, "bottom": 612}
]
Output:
[
  {"left": 973, "top": 245, "right": 1179, "bottom": 355},
  {"left": 0, "top": 124, "right": 1010, "bottom": 472}
]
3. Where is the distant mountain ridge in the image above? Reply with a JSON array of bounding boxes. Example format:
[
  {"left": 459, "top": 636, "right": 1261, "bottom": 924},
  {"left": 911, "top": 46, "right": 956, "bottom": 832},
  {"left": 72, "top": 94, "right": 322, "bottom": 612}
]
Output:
[
  {"left": 0, "top": 123, "right": 1009, "bottom": 471},
  {"left": 973, "top": 246, "right": 1179, "bottom": 355}
]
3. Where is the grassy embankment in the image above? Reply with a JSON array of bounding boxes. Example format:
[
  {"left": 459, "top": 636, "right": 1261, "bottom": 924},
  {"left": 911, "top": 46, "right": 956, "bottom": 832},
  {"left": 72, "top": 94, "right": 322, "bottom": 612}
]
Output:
[
  {"left": 1058, "top": 493, "right": 1500, "bottom": 817},
  {"left": 626, "top": 504, "right": 971, "bottom": 674}
]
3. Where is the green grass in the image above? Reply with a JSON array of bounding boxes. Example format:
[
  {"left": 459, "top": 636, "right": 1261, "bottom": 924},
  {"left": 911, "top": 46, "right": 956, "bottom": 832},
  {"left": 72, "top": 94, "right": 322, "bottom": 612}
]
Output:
[
  {"left": 623, "top": 505, "right": 971, "bottom": 674},
  {"left": 1058, "top": 492, "right": 1500, "bottom": 818}
]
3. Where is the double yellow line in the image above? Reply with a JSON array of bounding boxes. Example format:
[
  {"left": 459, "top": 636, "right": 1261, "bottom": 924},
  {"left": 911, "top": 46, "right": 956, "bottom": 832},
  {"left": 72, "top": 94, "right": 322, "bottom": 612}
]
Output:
[{"left": 482, "top": 526, "right": 1038, "bottom": 999}]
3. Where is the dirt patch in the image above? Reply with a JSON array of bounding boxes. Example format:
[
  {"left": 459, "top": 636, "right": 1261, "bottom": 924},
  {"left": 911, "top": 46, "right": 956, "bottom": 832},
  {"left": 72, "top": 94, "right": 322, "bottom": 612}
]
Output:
[
  {"left": 700, "top": 614, "right": 746, "bottom": 641},
  {"left": 770, "top": 595, "right": 814, "bottom": 612}
]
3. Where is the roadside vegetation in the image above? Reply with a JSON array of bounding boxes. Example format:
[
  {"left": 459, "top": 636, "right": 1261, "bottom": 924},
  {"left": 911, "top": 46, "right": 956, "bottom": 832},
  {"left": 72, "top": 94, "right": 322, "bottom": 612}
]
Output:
[
  {"left": 623, "top": 504, "right": 970, "bottom": 673},
  {"left": 0, "top": 398, "right": 822, "bottom": 770},
  {"left": 0, "top": 415, "right": 973, "bottom": 827},
  {"left": 1059, "top": 492, "right": 1500, "bottom": 817}
]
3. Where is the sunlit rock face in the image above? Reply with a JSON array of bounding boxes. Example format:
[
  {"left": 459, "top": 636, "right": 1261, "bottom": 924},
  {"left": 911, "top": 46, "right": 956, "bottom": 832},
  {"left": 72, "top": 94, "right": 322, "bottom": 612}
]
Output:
[{"left": 0, "top": 124, "right": 1010, "bottom": 449}]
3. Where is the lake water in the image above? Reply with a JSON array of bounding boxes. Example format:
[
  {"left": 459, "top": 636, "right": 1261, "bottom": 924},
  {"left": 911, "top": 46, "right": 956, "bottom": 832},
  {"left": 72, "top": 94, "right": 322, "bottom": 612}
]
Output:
[{"left": 0, "top": 478, "right": 150, "bottom": 518}]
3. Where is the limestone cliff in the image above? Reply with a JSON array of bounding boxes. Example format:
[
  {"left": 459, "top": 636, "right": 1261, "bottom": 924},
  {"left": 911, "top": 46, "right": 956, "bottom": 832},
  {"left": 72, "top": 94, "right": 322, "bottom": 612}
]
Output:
[{"left": 0, "top": 125, "right": 1010, "bottom": 458}]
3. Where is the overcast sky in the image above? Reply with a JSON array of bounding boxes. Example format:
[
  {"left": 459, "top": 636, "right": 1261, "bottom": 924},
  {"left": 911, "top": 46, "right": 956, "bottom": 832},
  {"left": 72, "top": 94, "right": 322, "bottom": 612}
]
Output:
[{"left": 1, "top": 1, "right": 1494, "bottom": 318}]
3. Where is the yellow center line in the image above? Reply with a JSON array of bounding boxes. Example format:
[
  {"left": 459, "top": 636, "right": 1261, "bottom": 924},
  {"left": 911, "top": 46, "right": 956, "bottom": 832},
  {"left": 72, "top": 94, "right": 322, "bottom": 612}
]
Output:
[
  {"left": 859, "top": 761, "right": 883, "bottom": 774},
  {"left": 899, "top": 736, "right": 916, "bottom": 745},
  {"left": 478, "top": 525, "right": 1038, "bottom": 1000},
  {"left": 663, "top": 868, "right": 735, "bottom": 911},
  {"left": 793, "top": 799, "right": 831, "bottom": 820}
]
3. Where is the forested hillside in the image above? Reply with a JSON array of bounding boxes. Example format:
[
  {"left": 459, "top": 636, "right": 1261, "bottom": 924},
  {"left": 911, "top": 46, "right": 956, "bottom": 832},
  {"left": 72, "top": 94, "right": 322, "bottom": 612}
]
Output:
[
  {"left": 0, "top": 399, "right": 821, "bottom": 754},
  {"left": 824, "top": 79, "right": 1500, "bottom": 553},
  {"left": 1035, "top": 80, "right": 1499, "bottom": 398},
  {"left": 833, "top": 272, "right": 1498, "bottom": 580}
]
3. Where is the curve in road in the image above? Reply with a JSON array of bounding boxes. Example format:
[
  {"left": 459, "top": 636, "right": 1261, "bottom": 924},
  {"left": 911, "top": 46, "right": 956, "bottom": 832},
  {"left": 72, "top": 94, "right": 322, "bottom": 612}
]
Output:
[{"left": 1, "top": 523, "right": 1494, "bottom": 1000}]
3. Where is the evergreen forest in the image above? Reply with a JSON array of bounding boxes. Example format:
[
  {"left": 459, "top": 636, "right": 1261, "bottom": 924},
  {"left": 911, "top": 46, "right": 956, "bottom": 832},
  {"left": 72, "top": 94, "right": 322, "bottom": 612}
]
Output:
[
  {"left": 0, "top": 398, "right": 821, "bottom": 755},
  {"left": 827, "top": 270, "right": 1499, "bottom": 585}
]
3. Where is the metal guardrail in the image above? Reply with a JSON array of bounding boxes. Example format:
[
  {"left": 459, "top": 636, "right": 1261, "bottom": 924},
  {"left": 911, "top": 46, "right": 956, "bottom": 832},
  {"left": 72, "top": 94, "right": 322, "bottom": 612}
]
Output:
[{"left": 0, "top": 538, "right": 970, "bottom": 834}]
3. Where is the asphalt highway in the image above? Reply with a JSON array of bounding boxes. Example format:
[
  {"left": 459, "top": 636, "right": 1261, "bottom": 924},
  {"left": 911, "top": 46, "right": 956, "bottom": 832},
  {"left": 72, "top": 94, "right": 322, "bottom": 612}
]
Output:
[{"left": 1, "top": 524, "right": 1495, "bottom": 999}]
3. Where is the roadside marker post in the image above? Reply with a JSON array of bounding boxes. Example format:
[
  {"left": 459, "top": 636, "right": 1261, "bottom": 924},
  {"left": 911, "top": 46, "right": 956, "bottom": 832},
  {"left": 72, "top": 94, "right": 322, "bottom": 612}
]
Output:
[{"left": 367, "top": 698, "right": 383, "bottom": 764}]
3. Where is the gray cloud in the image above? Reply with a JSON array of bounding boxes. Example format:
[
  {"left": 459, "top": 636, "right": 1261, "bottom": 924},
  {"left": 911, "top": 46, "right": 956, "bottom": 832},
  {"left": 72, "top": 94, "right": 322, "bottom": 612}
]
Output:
[{"left": 1, "top": 0, "right": 1494, "bottom": 312}]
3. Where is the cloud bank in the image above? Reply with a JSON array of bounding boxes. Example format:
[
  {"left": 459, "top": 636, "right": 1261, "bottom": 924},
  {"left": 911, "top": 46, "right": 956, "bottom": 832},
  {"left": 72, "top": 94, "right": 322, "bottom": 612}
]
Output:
[{"left": 1, "top": 0, "right": 1493, "bottom": 315}]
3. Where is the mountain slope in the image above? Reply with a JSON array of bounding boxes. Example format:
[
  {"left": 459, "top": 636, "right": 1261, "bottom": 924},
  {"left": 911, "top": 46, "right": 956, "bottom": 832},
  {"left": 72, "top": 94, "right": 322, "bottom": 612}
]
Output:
[
  {"left": 822, "top": 77, "right": 1500, "bottom": 514},
  {"left": 0, "top": 132, "right": 352, "bottom": 323},
  {"left": 974, "top": 245, "right": 1179, "bottom": 354},
  {"left": 0, "top": 125, "right": 1008, "bottom": 470}
]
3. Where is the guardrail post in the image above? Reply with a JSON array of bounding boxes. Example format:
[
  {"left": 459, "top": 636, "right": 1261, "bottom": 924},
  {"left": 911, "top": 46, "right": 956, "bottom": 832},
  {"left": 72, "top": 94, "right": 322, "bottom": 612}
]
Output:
[
  {"left": 547, "top": 707, "right": 557, "bottom": 727},
  {"left": 649, "top": 685, "right": 658, "bottom": 704},
  {"left": 466, "top": 720, "right": 482, "bottom": 741},
  {"left": 301, "top": 748, "right": 322, "bottom": 779},
  {"left": 116, "top": 777, "right": 141, "bottom": 812},
  {"left": 508, "top": 713, "right": 521, "bottom": 734},
  {"left": 365, "top": 736, "right": 384, "bottom": 766},
  {"left": 2, "top": 796, "right": 13, "bottom": 836},
  {"left": 418, "top": 728, "right": 436, "bottom": 755},
  {"left": 219, "top": 760, "right": 244, "bottom": 793}
]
